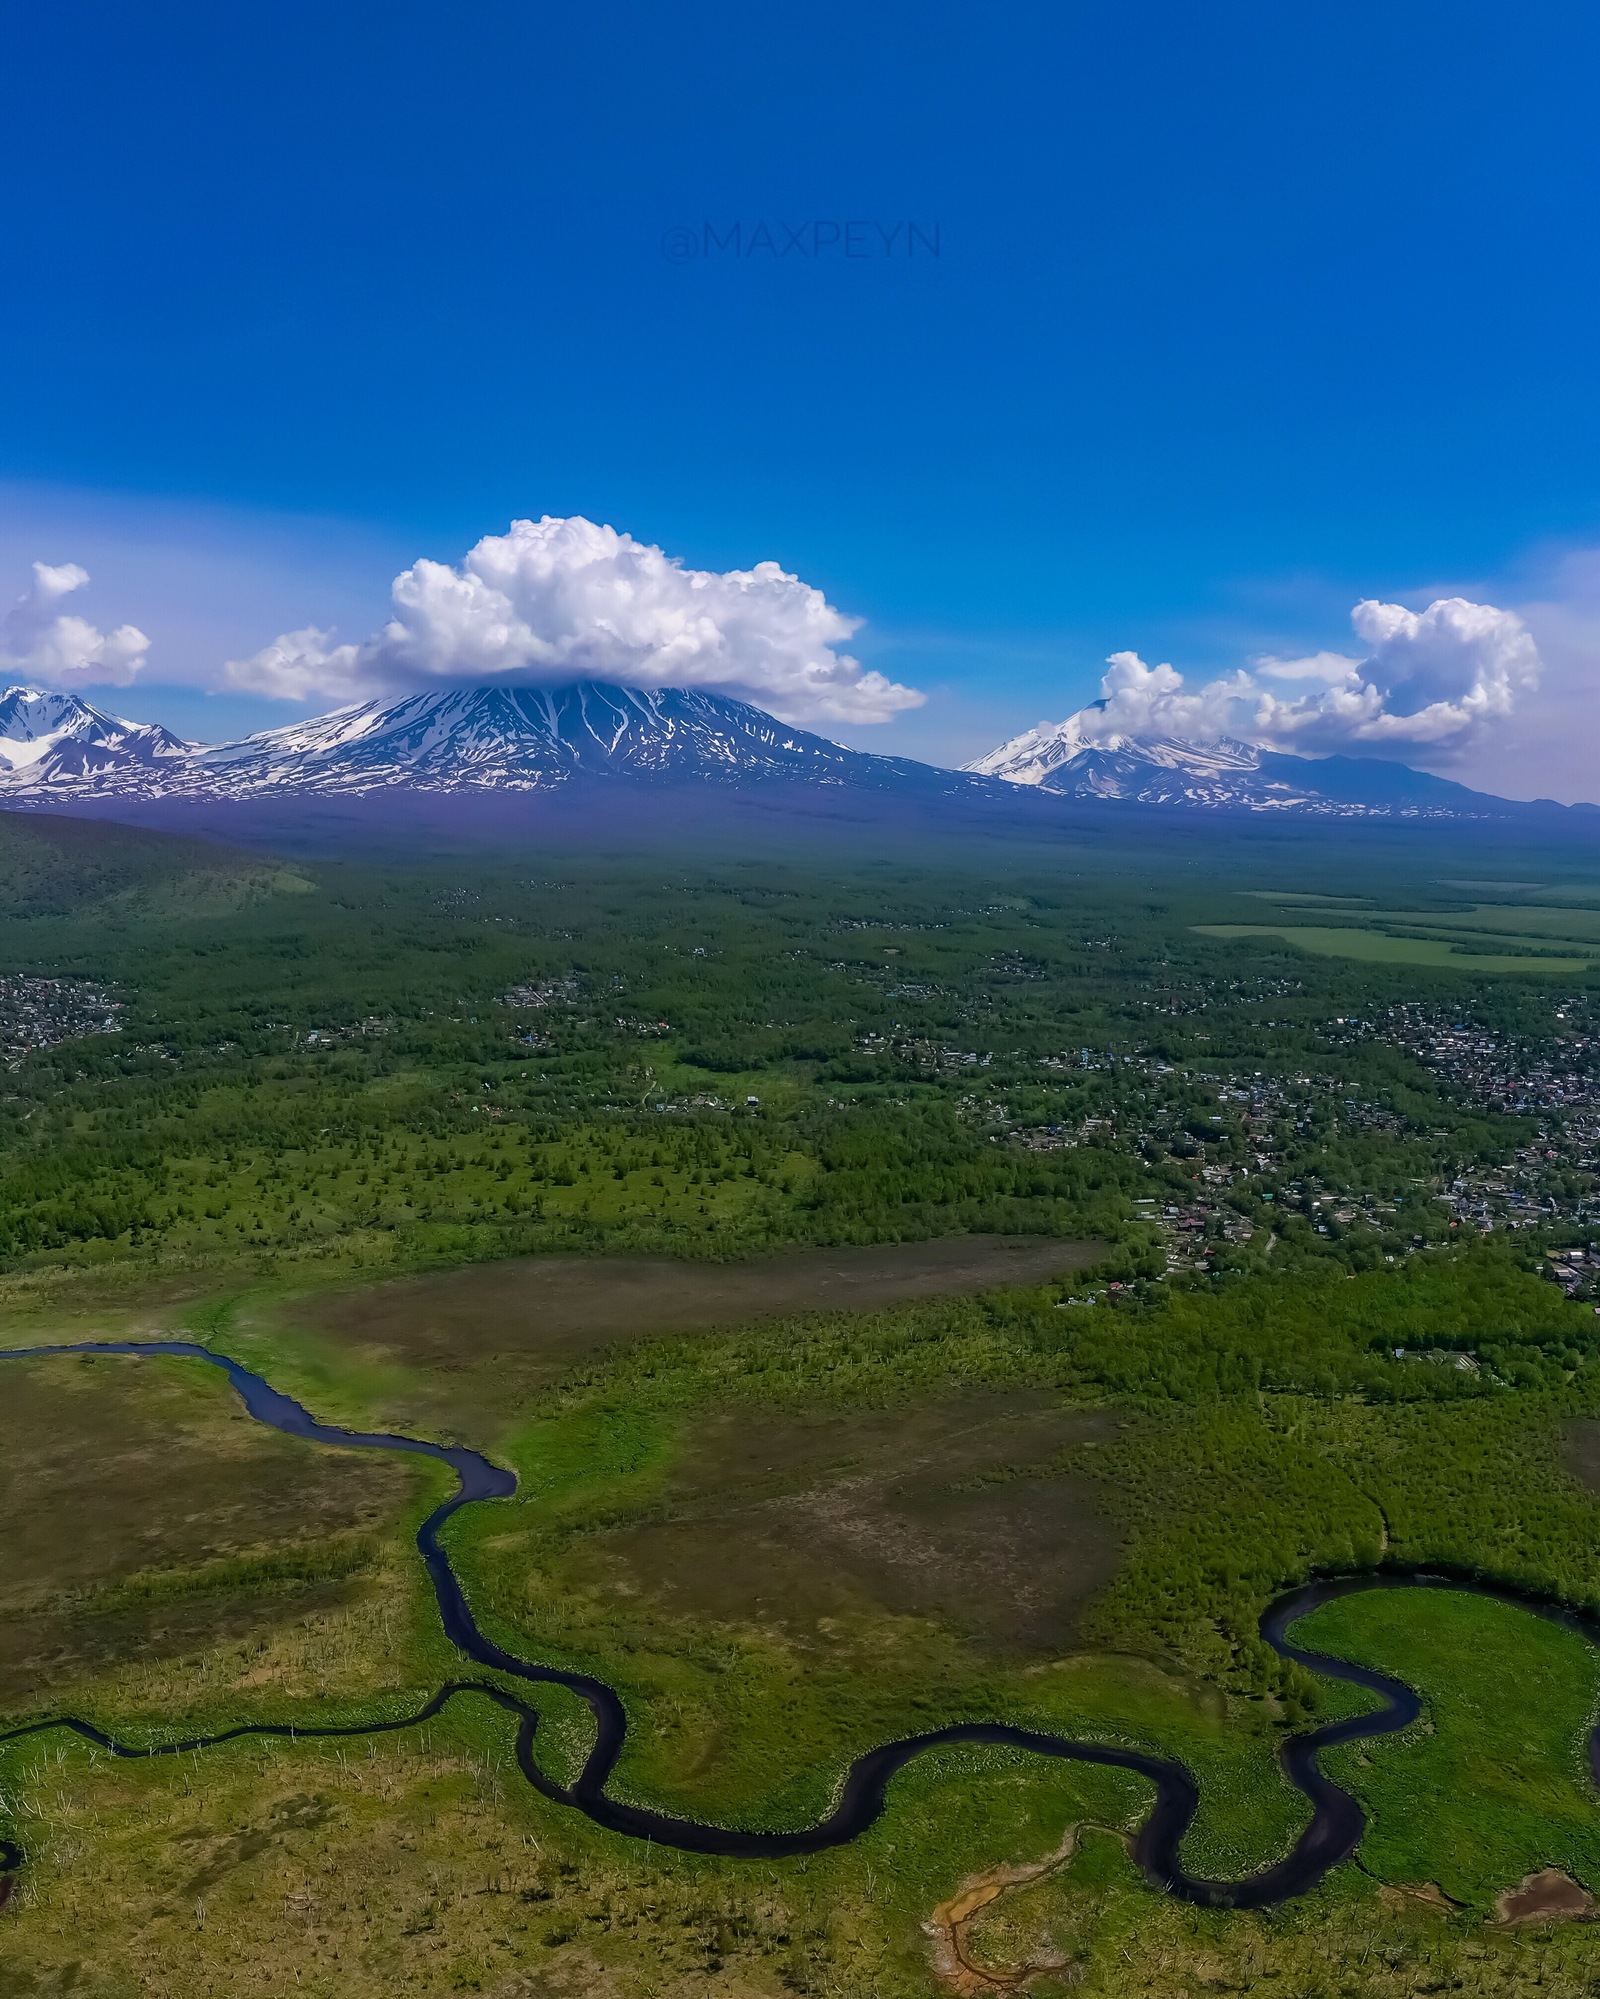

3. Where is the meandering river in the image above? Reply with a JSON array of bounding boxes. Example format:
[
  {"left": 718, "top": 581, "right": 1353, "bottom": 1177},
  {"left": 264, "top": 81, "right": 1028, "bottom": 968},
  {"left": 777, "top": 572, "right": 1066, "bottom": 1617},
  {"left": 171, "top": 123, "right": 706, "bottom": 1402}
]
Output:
[{"left": 1, "top": 1340, "right": 1593, "bottom": 1907}]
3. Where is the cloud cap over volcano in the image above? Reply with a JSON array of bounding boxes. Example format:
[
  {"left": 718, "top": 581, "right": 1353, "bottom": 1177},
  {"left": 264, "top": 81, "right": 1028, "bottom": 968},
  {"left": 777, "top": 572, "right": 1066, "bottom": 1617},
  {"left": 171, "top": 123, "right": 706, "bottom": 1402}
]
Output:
[{"left": 225, "top": 515, "right": 924, "bottom": 727}]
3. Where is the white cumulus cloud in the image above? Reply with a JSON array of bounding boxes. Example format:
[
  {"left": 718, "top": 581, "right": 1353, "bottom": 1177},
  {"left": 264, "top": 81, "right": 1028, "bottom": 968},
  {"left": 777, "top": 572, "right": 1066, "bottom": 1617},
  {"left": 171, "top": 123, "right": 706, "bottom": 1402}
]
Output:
[
  {"left": 1029, "top": 596, "right": 1541, "bottom": 762},
  {"left": 1251, "top": 596, "right": 1541, "bottom": 750},
  {"left": 225, "top": 516, "right": 924, "bottom": 726},
  {"left": 1, "top": 561, "right": 149, "bottom": 687}
]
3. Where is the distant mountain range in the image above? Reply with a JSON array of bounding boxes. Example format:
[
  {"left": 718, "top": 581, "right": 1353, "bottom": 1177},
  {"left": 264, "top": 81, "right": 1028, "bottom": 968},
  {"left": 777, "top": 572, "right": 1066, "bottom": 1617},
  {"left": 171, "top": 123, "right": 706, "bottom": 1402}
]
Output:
[
  {"left": 965, "top": 718, "right": 1594, "bottom": 820},
  {"left": 0, "top": 681, "right": 1589, "bottom": 825}
]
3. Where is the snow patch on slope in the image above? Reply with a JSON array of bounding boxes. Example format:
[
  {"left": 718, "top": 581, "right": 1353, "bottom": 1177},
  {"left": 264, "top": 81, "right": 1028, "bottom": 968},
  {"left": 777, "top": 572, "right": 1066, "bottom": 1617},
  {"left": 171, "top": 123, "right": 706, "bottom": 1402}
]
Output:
[{"left": 0, "top": 687, "right": 192, "bottom": 787}]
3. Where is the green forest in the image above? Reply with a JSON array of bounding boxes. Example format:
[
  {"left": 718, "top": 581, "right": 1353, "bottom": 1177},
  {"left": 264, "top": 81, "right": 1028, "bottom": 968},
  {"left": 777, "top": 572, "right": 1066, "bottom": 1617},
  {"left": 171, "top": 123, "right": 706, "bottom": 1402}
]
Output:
[{"left": 0, "top": 808, "right": 1591, "bottom": 1286}]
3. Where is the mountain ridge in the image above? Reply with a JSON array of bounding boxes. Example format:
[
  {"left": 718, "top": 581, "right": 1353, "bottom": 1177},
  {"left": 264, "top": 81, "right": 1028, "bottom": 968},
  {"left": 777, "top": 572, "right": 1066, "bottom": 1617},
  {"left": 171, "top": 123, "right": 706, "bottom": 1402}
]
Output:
[
  {"left": 0, "top": 681, "right": 1589, "bottom": 824},
  {"left": 965, "top": 716, "right": 1589, "bottom": 819}
]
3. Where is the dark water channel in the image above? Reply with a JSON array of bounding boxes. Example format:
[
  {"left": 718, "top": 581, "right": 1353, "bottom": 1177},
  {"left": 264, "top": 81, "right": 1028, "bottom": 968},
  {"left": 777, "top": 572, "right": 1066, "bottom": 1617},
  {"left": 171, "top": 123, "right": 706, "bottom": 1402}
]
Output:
[{"left": 1, "top": 1341, "right": 1595, "bottom": 1908}]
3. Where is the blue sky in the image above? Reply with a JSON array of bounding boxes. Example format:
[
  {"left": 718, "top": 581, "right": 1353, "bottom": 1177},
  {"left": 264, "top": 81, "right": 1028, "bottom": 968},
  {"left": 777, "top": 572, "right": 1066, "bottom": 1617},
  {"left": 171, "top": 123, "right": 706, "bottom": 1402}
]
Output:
[{"left": 3, "top": 1, "right": 1599, "bottom": 796}]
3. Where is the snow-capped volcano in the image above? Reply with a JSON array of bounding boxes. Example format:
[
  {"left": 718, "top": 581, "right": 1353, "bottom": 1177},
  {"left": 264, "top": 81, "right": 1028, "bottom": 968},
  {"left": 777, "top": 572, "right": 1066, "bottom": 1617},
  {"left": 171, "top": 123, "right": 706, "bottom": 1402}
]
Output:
[
  {"left": 969, "top": 724, "right": 1278, "bottom": 806},
  {"left": 0, "top": 682, "right": 963, "bottom": 801},
  {"left": 187, "top": 682, "right": 928, "bottom": 795},
  {"left": 0, "top": 682, "right": 1584, "bottom": 825},
  {"left": 0, "top": 686, "right": 191, "bottom": 789},
  {"left": 965, "top": 717, "right": 1540, "bottom": 818}
]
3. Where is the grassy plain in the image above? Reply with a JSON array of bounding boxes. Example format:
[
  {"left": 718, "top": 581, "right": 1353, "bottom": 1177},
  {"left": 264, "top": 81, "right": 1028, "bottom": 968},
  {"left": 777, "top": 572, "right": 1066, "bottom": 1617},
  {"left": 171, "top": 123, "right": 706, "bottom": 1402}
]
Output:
[
  {"left": 16, "top": 1731, "right": 1600, "bottom": 1999},
  {"left": 0, "top": 1351, "right": 419, "bottom": 1713},
  {"left": 1301, "top": 1588, "right": 1600, "bottom": 1905},
  {"left": 256, "top": 1236, "right": 1102, "bottom": 1445}
]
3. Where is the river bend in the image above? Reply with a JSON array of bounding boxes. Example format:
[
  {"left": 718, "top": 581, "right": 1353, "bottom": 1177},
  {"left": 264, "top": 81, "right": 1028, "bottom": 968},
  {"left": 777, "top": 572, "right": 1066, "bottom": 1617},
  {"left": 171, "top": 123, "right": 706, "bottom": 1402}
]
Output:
[{"left": 1, "top": 1341, "right": 1593, "bottom": 1907}]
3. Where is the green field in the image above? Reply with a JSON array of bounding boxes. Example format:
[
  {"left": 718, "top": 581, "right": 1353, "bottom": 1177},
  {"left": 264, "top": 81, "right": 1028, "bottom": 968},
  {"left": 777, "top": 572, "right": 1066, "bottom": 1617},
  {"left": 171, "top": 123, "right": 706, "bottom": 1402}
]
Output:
[
  {"left": 1196, "top": 923, "right": 1594, "bottom": 971},
  {"left": 1206, "top": 881, "right": 1600, "bottom": 972},
  {"left": 1302, "top": 1588, "right": 1600, "bottom": 1904},
  {"left": 1388, "top": 904, "right": 1600, "bottom": 942}
]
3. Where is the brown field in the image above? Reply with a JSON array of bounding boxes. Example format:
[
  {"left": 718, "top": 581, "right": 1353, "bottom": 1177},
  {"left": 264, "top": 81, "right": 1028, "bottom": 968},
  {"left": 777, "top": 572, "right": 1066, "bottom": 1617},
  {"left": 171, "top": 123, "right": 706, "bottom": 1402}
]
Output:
[
  {"left": 272, "top": 1235, "right": 1103, "bottom": 1443},
  {"left": 558, "top": 1391, "right": 1122, "bottom": 1659},
  {"left": 1563, "top": 1419, "right": 1600, "bottom": 1495},
  {"left": 0, "top": 1351, "right": 419, "bottom": 1712}
]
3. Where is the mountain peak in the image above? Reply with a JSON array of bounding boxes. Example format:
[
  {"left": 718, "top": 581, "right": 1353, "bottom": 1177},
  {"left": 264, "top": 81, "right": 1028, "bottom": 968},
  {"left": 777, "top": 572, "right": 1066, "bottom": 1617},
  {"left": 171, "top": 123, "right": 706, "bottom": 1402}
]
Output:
[
  {"left": 967, "top": 719, "right": 1264, "bottom": 785},
  {"left": 189, "top": 681, "right": 895, "bottom": 795},
  {"left": 0, "top": 680, "right": 967, "bottom": 802},
  {"left": 0, "top": 685, "right": 191, "bottom": 785},
  {"left": 967, "top": 719, "right": 1531, "bottom": 818}
]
